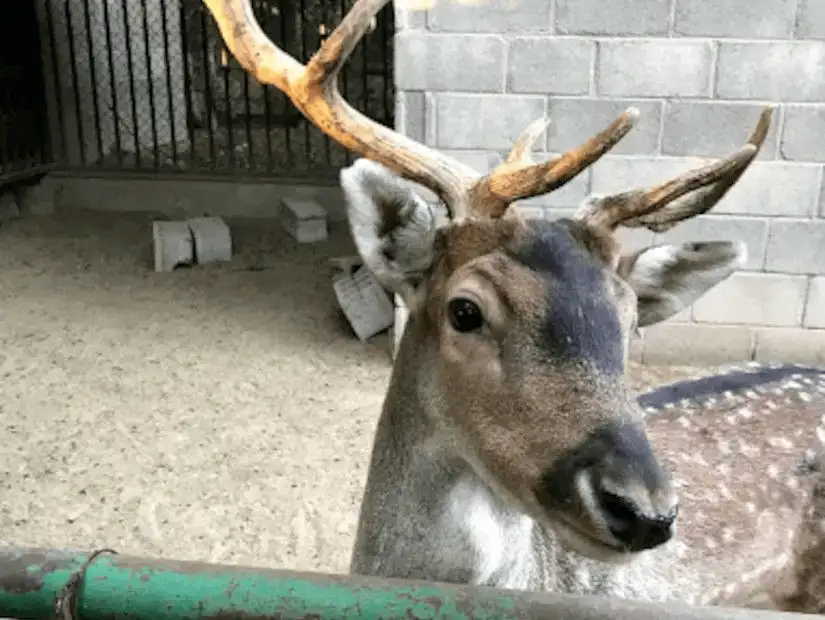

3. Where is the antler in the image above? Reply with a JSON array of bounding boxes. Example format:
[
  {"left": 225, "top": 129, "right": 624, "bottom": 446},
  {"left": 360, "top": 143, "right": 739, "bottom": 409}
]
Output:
[
  {"left": 202, "top": 0, "right": 635, "bottom": 221},
  {"left": 470, "top": 108, "right": 640, "bottom": 218},
  {"left": 575, "top": 106, "right": 773, "bottom": 232}
]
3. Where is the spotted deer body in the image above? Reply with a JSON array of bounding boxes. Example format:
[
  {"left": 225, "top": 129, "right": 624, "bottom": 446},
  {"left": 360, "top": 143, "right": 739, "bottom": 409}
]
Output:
[{"left": 202, "top": 0, "right": 824, "bottom": 613}]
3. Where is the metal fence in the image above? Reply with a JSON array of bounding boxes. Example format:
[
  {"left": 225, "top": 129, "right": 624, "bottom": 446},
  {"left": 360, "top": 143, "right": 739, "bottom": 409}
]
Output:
[
  {"left": 0, "top": 547, "right": 810, "bottom": 619},
  {"left": 0, "top": 2, "right": 54, "bottom": 186},
  {"left": 33, "top": 0, "right": 395, "bottom": 179}
]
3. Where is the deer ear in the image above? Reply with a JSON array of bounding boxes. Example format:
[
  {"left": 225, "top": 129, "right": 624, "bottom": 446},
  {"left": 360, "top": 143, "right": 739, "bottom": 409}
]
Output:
[
  {"left": 340, "top": 158, "right": 439, "bottom": 305},
  {"left": 618, "top": 241, "right": 746, "bottom": 328}
]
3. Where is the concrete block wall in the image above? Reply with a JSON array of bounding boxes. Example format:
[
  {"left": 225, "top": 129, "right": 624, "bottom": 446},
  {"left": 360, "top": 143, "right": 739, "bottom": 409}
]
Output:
[{"left": 392, "top": 0, "right": 825, "bottom": 366}]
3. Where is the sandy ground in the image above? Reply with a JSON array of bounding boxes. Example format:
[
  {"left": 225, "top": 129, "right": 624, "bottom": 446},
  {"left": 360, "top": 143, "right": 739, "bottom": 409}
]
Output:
[{"left": 0, "top": 209, "right": 707, "bottom": 575}]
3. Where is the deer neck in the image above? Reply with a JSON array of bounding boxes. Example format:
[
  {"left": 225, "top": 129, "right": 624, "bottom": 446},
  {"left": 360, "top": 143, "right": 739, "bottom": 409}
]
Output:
[{"left": 349, "top": 322, "right": 539, "bottom": 589}]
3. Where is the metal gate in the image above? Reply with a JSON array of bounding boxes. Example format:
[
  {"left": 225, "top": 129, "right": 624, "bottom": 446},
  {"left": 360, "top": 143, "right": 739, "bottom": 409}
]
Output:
[
  {"left": 0, "top": 2, "right": 53, "bottom": 187},
  {"left": 37, "top": 0, "right": 395, "bottom": 179}
]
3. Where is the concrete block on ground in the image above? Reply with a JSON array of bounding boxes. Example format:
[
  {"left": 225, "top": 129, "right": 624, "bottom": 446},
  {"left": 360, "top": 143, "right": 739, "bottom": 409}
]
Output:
[
  {"left": 152, "top": 220, "right": 195, "bottom": 272},
  {"left": 753, "top": 327, "right": 825, "bottom": 366},
  {"left": 15, "top": 178, "right": 56, "bottom": 215},
  {"left": 0, "top": 191, "right": 20, "bottom": 219},
  {"left": 187, "top": 216, "right": 232, "bottom": 265},
  {"left": 330, "top": 256, "right": 394, "bottom": 342},
  {"left": 281, "top": 197, "right": 328, "bottom": 243}
]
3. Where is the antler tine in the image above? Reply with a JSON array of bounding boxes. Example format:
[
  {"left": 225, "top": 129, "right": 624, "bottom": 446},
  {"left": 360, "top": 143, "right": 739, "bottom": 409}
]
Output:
[
  {"left": 576, "top": 106, "right": 774, "bottom": 232},
  {"left": 202, "top": 0, "right": 479, "bottom": 218},
  {"left": 469, "top": 108, "right": 640, "bottom": 219}
]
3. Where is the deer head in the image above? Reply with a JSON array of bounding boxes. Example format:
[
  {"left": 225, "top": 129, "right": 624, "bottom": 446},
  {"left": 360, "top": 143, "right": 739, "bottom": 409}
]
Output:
[{"left": 203, "top": 0, "right": 772, "bottom": 563}]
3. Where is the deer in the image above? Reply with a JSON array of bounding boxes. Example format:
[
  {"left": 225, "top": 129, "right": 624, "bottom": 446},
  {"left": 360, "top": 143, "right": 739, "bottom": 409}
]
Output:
[{"left": 201, "top": 0, "right": 825, "bottom": 613}]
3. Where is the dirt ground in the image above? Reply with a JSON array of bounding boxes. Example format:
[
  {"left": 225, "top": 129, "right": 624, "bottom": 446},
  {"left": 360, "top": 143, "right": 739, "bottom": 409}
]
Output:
[{"left": 0, "top": 209, "right": 707, "bottom": 575}]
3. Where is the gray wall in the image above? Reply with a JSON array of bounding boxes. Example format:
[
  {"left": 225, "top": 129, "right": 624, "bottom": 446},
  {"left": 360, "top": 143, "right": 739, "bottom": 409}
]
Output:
[{"left": 393, "top": 0, "right": 825, "bottom": 366}]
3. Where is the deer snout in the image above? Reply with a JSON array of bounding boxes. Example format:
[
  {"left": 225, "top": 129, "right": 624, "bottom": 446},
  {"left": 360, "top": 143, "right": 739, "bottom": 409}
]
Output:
[
  {"left": 593, "top": 481, "right": 677, "bottom": 551},
  {"left": 585, "top": 422, "right": 679, "bottom": 552},
  {"left": 537, "top": 421, "right": 678, "bottom": 555}
]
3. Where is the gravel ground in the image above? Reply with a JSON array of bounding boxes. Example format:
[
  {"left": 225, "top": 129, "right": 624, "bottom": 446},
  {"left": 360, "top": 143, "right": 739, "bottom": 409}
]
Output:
[{"left": 0, "top": 209, "right": 706, "bottom": 574}]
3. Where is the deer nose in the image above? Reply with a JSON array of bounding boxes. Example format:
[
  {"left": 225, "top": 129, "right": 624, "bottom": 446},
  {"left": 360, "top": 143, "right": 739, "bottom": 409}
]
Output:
[{"left": 597, "top": 487, "right": 676, "bottom": 551}]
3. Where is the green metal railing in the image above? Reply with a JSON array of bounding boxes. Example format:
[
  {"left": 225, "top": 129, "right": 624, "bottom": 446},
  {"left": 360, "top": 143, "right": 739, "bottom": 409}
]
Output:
[{"left": 0, "top": 547, "right": 811, "bottom": 619}]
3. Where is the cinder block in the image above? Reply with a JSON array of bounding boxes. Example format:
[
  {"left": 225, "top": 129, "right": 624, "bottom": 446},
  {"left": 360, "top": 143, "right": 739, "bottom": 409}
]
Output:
[
  {"left": 692, "top": 272, "right": 808, "bottom": 326},
  {"left": 765, "top": 219, "right": 825, "bottom": 275},
  {"left": 673, "top": 0, "right": 796, "bottom": 38},
  {"left": 397, "top": 91, "right": 426, "bottom": 143},
  {"left": 0, "top": 191, "right": 19, "bottom": 219},
  {"left": 555, "top": 0, "right": 670, "bottom": 35},
  {"left": 597, "top": 40, "right": 713, "bottom": 98},
  {"left": 434, "top": 94, "right": 546, "bottom": 150},
  {"left": 753, "top": 327, "right": 825, "bottom": 365},
  {"left": 805, "top": 277, "right": 825, "bottom": 329},
  {"left": 547, "top": 97, "right": 662, "bottom": 155},
  {"left": 281, "top": 198, "right": 327, "bottom": 243},
  {"left": 591, "top": 156, "right": 706, "bottom": 197},
  {"left": 662, "top": 101, "right": 778, "bottom": 159},
  {"left": 507, "top": 37, "right": 593, "bottom": 95},
  {"left": 395, "top": 32, "right": 506, "bottom": 92},
  {"left": 426, "top": 0, "right": 551, "bottom": 33},
  {"left": 394, "top": 4, "right": 425, "bottom": 31},
  {"left": 716, "top": 42, "right": 825, "bottom": 102},
  {"left": 152, "top": 220, "right": 195, "bottom": 272},
  {"left": 642, "top": 323, "right": 754, "bottom": 366},
  {"left": 652, "top": 215, "right": 768, "bottom": 272},
  {"left": 718, "top": 162, "right": 822, "bottom": 218},
  {"left": 780, "top": 105, "right": 825, "bottom": 162},
  {"left": 187, "top": 216, "right": 232, "bottom": 265},
  {"left": 796, "top": 0, "right": 825, "bottom": 40},
  {"left": 593, "top": 159, "right": 821, "bottom": 218},
  {"left": 15, "top": 178, "right": 56, "bottom": 215}
]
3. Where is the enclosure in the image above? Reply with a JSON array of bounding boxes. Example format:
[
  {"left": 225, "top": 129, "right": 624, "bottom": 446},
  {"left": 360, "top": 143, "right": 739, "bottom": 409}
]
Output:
[{"left": 1, "top": 0, "right": 825, "bottom": 618}]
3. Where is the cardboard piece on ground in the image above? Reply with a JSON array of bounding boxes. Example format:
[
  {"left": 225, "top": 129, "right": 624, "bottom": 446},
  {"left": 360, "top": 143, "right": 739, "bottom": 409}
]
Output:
[{"left": 330, "top": 256, "right": 394, "bottom": 341}]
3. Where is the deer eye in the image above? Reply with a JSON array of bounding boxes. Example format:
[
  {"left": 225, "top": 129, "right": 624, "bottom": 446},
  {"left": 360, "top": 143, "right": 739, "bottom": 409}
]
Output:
[{"left": 448, "top": 298, "right": 484, "bottom": 333}]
